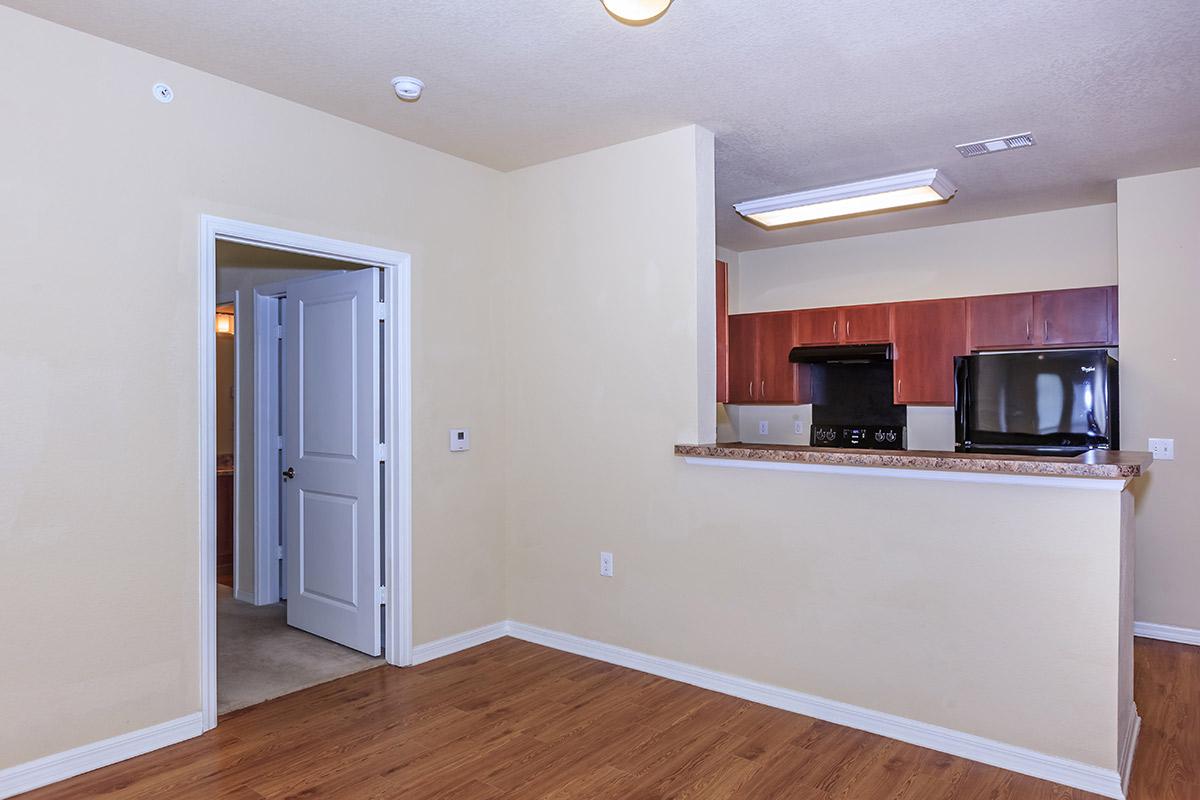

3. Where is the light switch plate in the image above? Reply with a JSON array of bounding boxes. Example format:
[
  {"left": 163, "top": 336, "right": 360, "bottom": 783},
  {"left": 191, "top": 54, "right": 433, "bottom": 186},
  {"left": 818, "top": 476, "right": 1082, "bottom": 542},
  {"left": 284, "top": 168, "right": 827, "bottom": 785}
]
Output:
[
  {"left": 1149, "top": 438, "right": 1174, "bottom": 460},
  {"left": 449, "top": 428, "right": 470, "bottom": 452}
]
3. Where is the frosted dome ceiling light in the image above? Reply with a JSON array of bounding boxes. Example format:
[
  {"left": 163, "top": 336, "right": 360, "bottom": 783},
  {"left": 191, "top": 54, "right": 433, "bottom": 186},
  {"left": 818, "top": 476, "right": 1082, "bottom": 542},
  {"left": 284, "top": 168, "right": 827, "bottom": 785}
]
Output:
[
  {"left": 602, "top": 0, "right": 673, "bottom": 24},
  {"left": 391, "top": 76, "right": 425, "bottom": 102}
]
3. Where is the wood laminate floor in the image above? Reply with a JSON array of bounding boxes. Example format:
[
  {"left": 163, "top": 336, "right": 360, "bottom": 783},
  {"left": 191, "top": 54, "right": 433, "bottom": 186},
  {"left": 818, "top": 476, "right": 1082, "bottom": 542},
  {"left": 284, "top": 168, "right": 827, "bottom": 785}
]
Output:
[{"left": 19, "top": 636, "right": 1199, "bottom": 799}]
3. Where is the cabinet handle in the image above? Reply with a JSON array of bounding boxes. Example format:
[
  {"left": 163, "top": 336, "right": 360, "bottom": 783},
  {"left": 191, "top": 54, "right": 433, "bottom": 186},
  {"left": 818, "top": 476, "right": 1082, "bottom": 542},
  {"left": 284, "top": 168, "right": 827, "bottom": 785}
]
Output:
[
  {"left": 833, "top": 320, "right": 838, "bottom": 340},
  {"left": 761, "top": 379, "right": 766, "bottom": 398},
  {"left": 749, "top": 381, "right": 754, "bottom": 400},
  {"left": 1044, "top": 319, "right": 1049, "bottom": 340},
  {"left": 1026, "top": 319, "right": 1031, "bottom": 341},
  {"left": 898, "top": 378, "right": 902, "bottom": 398},
  {"left": 846, "top": 320, "right": 851, "bottom": 338}
]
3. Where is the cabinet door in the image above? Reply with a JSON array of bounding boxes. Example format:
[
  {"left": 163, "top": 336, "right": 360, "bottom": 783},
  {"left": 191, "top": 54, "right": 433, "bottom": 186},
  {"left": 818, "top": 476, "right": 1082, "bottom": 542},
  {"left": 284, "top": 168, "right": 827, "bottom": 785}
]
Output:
[
  {"left": 968, "top": 293, "right": 1034, "bottom": 350},
  {"left": 1034, "top": 287, "right": 1111, "bottom": 346},
  {"left": 757, "top": 312, "right": 800, "bottom": 402},
  {"left": 795, "top": 307, "right": 840, "bottom": 345},
  {"left": 840, "top": 304, "right": 891, "bottom": 343},
  {"left": 716, "top": 260, "right": 729, "bottom": 403},
  {"left": 727, "top": 314, "right": 758, "bottom": 403},
  {"left": 892, "top": 299, "right": 967, "bottom": 405}
]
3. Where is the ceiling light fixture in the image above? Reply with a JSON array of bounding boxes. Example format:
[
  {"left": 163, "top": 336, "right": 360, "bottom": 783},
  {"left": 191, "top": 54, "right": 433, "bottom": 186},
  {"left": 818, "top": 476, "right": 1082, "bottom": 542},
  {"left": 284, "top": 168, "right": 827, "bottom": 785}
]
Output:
[
  {"left": 601, "top": 0, "right": 672, "bottom": 25},
  {"left": 391, "top": 76, "right": 425, "bottom": 102},
  {"left": 733, "top": 169, "right": 958, "bottom": 228}
]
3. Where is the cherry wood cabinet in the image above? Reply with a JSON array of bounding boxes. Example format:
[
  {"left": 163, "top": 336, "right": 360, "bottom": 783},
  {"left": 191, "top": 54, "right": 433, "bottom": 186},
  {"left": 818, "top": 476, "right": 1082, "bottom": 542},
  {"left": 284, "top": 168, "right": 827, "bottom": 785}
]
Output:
[
  {"left": 840, "top": 304, "right": 892, "bottom": 343},
  {"left": 726, "top": 312, "right": 806, "bottom": 404},
  {"left": 892, "top": 299, "right": 968, "bottom": 405},
  {"left": 968, "top": 293, "right": 1034, "bottom": 349},
  {"left": 795, "top": 307, "right": 840, "bottom": 345},
  {"left": 716, "top": 260, "right": 729, "bottom": 403},
  {"left": 725, "top": 285, "right": 1116, "bottom": 407},
  {"left": 1034, "top": 286, "right": 1111, "bottom": 346}
]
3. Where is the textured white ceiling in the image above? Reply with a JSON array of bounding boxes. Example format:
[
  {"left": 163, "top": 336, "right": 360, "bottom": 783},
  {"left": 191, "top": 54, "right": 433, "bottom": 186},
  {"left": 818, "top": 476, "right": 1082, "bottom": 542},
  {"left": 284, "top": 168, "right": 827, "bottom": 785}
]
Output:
[{"left": 8, "top": 0, "right": 1199, "bottom": 250}]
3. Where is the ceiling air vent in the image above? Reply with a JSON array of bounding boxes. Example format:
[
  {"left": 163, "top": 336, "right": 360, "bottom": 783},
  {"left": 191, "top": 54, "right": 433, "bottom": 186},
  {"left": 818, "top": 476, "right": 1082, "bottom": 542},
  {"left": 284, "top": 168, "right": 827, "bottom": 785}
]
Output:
[{"left": 955, "top": 132, "right": 1036, "bottom": 158}]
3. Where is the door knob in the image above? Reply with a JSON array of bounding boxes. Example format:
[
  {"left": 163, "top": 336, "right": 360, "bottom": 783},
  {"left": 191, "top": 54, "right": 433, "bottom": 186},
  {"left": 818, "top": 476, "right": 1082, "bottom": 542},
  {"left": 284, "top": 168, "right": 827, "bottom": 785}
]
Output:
[{"left": 282, "top": 467, "right": 295, "bottom": 480}]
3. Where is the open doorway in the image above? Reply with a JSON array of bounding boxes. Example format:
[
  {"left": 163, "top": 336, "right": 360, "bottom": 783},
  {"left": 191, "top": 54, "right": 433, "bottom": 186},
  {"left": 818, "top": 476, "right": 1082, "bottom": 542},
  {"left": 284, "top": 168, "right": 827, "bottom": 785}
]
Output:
[{"left": 200, "top": 217, "right": 412, "bottom": 730}]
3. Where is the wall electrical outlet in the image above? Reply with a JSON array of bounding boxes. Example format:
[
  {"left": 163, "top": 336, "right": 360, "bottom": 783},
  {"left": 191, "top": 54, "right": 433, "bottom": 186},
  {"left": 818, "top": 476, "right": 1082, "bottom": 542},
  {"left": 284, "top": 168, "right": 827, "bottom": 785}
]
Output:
[
  {"left": 758, "top": 420, "right": 769, "bottom": 435},
  {"left": 794, "top": 420, "right": 804, "bottom": 436},
  {"left": 599, "top": 551, "right": 614, "bottom": 577},
  {"left": 1149, "top": 438, "right": 1175, "bottom": 460}
]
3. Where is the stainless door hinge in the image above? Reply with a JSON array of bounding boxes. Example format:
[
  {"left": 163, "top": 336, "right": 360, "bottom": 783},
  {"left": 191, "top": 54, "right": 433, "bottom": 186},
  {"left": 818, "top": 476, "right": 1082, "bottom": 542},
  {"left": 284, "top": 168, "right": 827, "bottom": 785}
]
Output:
[
  {"left": 375, "top": 585, "right": 387, "bottom": 605},
  {"left": 376, "top": 442, "right": 387, "bottom": 462},
  {"left": 276, "top": 545, "right": 284, "bottom": 560},
  {"left": 275, "top": 324, "right": 284, "bottom": 340},
  {"left": 376, "top": 302, "right": 387, "bottom": 321}
]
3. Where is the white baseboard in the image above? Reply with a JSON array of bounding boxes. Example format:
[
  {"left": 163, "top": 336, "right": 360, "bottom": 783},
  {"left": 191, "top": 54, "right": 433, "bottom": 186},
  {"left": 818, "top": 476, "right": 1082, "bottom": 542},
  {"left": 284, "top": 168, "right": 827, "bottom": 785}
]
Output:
[
  {"left": 410, "top": 621, "right": 509, "bottom": 665},
  {"left": 1119, "top": 709, "right": 1141, "bottom": 797},
  {"left": 1134, "top": 621, "right": 1200, "bottom": 646},
  {"left": 0, "top": 712, "right": 202, "bottom": 800},
  {"left": 234, "top": 588, "right": 256, "bottom": 604},
  {"left": 505, "top": 621, "right": 1131, "bottom": 800}
]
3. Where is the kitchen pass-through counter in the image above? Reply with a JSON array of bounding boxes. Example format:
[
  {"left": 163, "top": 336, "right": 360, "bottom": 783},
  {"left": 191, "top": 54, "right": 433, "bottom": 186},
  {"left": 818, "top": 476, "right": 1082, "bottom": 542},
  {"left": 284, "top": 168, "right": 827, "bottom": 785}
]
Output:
[{"left": 675, "top": 442, "right": 1151, "bottom": 483}]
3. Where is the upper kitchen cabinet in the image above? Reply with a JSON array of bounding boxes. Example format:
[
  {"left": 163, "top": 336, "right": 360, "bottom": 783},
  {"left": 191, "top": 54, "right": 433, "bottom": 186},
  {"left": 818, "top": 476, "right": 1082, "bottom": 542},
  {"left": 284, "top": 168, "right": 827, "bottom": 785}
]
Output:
[
  {"left": 969, "top": 293, "right": 1035, "bottom": 349},
  {"left": 726, "top": 311, "right": 806, "bottom": 404},
  {"left": 795, "top": 307, "right": 841, "bottom": 345},
  {"left": 892, "top": 299, "right": 968, "bottom": 405},
  {"left": 1034, "top": 286, "right": 1112, "bottom": 346},
  {"left": 840, "top": 304, "right": 892, "bottom": 343}
]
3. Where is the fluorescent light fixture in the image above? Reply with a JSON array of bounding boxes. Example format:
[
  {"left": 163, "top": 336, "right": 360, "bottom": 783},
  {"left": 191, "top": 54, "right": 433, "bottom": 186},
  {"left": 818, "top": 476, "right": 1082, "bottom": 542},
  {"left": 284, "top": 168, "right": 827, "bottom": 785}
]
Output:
[
  {"left": 602, "top": 0, "right": 672, "bottom": 24},
  {"left": 734, "top": 169, "right": 957, "bottom": 228}
]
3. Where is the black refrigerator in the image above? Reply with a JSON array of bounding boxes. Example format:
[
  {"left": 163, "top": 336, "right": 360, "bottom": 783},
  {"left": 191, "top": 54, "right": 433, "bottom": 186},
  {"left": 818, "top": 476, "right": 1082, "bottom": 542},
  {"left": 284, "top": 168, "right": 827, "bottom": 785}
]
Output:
[{"left": 954, "top": 349, "right": 1119, "bottom": 455}]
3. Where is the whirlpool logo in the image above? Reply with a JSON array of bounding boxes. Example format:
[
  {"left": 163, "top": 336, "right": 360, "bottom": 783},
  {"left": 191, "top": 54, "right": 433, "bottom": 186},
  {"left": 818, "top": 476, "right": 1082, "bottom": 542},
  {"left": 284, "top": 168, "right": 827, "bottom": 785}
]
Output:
[{"left": 1080, "top": 366, "right": 1096, "bottom": 373}]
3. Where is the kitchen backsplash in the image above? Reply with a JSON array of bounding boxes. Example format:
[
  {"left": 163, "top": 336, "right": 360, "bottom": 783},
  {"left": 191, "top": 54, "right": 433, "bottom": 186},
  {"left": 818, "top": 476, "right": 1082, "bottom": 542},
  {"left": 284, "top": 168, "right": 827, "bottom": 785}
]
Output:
[{"left": 721, "top": 404, "right": 955, "bottom": 451}]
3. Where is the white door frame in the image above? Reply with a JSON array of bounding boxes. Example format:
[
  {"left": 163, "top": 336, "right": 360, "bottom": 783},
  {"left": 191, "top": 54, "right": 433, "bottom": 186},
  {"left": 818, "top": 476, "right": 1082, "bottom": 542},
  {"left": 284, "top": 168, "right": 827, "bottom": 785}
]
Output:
[
  {"left": 214, "top": 291, "right": 247, "bottom": 603},
  {"left": 199, "top": 215, "right": 413, "bottom": 731}
]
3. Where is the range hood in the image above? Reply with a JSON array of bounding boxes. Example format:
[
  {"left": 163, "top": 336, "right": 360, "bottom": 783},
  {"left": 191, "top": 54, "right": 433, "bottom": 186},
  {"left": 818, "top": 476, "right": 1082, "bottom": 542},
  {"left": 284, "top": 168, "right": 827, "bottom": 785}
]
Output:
[{"left": 788, "top": 344, "right": 893, "bottom": 364}]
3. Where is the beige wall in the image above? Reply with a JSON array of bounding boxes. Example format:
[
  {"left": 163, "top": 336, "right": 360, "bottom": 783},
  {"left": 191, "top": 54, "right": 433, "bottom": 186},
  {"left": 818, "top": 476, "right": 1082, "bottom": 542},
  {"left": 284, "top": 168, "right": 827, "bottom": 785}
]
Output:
[
  {"left": 505, "top": 127, "right": 1127, "bottom": 768},
  {"left": 732, "top": 203, "right": 1117, "bottom": 314},
  {"left": 0, "top": 6, "right": 507, "bottom": 768},
  {"left": 1118, "top": 166, "right": 1200, "bottom": 630}
]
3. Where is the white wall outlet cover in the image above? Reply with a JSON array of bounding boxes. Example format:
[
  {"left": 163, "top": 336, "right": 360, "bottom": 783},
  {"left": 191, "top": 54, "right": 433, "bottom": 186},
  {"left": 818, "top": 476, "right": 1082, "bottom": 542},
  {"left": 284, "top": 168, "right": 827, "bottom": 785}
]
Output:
[
  {"left": 1149, "top": 438, "right": 1174, "bottom": 460},
  {"left": 758, "top": 420, "right": 769, "bottom": 435},
  {"left": 152, "top": 82, "right": 174, "bottom": 103},
  {"left": 599, "top": 551, "right": 614, "bottom": 577},
  {"left": 794, "top": 420, "right": 804, "bottom": 435},
  {"left": 449, "top": 428, "right": 470, "bottom": 452}
]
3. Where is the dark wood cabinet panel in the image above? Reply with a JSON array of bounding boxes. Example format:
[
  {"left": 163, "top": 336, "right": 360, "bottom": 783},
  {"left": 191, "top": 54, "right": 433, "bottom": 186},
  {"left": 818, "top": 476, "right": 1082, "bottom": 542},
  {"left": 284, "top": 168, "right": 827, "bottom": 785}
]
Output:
[
  {"left": 969, "top": 293, "right": 1034, "bottom": 349},
  {"left": 716, "top": 260, "right": 729, "bottom": 403},
  {"left": 892, "top": 299, "right": 967, "bottom": 405},
  {"left": 840, "top": 304, "right": 891, "bottom": 343},
  {"left": 795, "top": 307, "right": 840, "bottom": 345},
  {"left": 757, "top": 312, "right": 800, "bottom": 402},
  {"left": 727, "top": 314, "right": 757, "bottom": 404},
  {"left": 1035, "top": 287, "right": 1111, "bottom": 346},
  {"left": 1109, "top": 286, "right": 1119, "bottom": 345}
]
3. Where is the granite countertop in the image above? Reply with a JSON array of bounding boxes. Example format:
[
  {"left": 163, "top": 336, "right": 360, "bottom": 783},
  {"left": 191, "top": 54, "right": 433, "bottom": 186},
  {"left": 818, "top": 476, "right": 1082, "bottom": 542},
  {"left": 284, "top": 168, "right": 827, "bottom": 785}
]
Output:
[{"left": 674, "top": 442, "right": 1152, "bottom": 480}]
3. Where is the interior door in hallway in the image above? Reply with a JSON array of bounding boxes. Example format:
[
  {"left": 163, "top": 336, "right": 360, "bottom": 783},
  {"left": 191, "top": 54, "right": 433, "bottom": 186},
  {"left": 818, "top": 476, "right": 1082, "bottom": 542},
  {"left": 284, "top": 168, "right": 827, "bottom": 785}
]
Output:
[{"left": 283, "top": 268, "right": 383, "bottom": 656}]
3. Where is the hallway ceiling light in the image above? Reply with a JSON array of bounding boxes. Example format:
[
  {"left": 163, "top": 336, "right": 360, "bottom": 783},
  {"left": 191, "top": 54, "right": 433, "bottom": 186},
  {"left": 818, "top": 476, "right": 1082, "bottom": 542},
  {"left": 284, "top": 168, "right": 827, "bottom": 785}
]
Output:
[
  {"left": 733, "top": 169, "right": 958, "bottom": 228},
  {"left": 602, "top": 0, "right": 672, "bottom": 25}
]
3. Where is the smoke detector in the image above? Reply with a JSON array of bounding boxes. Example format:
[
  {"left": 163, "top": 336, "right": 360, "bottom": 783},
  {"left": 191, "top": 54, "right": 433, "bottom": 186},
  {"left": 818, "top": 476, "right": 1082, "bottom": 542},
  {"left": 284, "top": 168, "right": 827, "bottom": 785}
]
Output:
[
  {"left": 955, "top": 132, "right": 1036, "bottom": 158},
  {"left": 391, "top": 76, "right": 425, "bottom": 102}
]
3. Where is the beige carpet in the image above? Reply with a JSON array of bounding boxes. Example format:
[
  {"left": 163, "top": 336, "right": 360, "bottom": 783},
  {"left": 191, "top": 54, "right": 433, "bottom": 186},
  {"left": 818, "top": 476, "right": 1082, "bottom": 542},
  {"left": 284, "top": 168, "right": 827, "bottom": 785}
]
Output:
[{"left": 217, "top": 584, "right": 383, "bottom": 715}]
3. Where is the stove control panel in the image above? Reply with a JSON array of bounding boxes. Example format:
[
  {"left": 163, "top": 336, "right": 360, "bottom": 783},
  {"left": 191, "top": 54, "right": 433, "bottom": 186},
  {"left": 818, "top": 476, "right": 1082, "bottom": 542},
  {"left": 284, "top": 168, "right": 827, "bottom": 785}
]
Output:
[{"left": 811, "top": 425, "right": 906, "bottom": 450}]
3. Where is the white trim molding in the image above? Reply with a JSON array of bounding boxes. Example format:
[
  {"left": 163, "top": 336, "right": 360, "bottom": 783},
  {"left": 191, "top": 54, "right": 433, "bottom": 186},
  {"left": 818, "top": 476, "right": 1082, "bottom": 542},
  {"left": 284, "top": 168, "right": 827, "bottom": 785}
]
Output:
[
  {"left": 0, "top": 713, "right": 202, "bottom": 800},
  {"left": 503, "top": 621, "right": 1133, "bottom": 800},
  {"left": 1134, "top": 621, "right": 1200, "bottom": 646},
  {"left": 199, "top": 215, "right": 413, "bottom": 734},
  {"left": 682, "top": 455, "right": 1130, "bottom": 491},
  {"left": 411, "top": 622, "right": 511, "bottom": 665}
]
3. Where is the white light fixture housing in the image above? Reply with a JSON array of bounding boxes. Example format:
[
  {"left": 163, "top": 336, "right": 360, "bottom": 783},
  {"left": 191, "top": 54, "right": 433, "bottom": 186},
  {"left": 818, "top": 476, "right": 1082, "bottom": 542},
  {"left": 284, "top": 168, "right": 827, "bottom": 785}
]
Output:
[
  {"left": 602, "top": 0, "right": 672, "bottom": 25},
  {"left": 733, "top": 169, "right": 958, "bottom": 228},
  {"left": 391, "top": 76, "right": 425, "bottom": 102}
]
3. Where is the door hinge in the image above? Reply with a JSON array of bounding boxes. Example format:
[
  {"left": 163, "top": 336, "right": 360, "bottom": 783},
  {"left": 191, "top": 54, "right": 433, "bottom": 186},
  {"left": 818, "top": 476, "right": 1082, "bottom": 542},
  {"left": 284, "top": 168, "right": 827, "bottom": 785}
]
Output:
[
  {"left": 276, "top": 544, "right": 284, "bottom": 560},
  {"left": 375, "top": 585, "right": 387, "bottom": 605},
  {"left": 277, "top": 435, "right": 284, "bottom": 451},
  {"left": 275, "top": 324, "right": 284, "bottom": 340},
  {"left": 376, "top": 302, "right": 387, "bottom": 321},
  {"left": 376, "top": 442, "right": 387, "bottom": 462}
]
